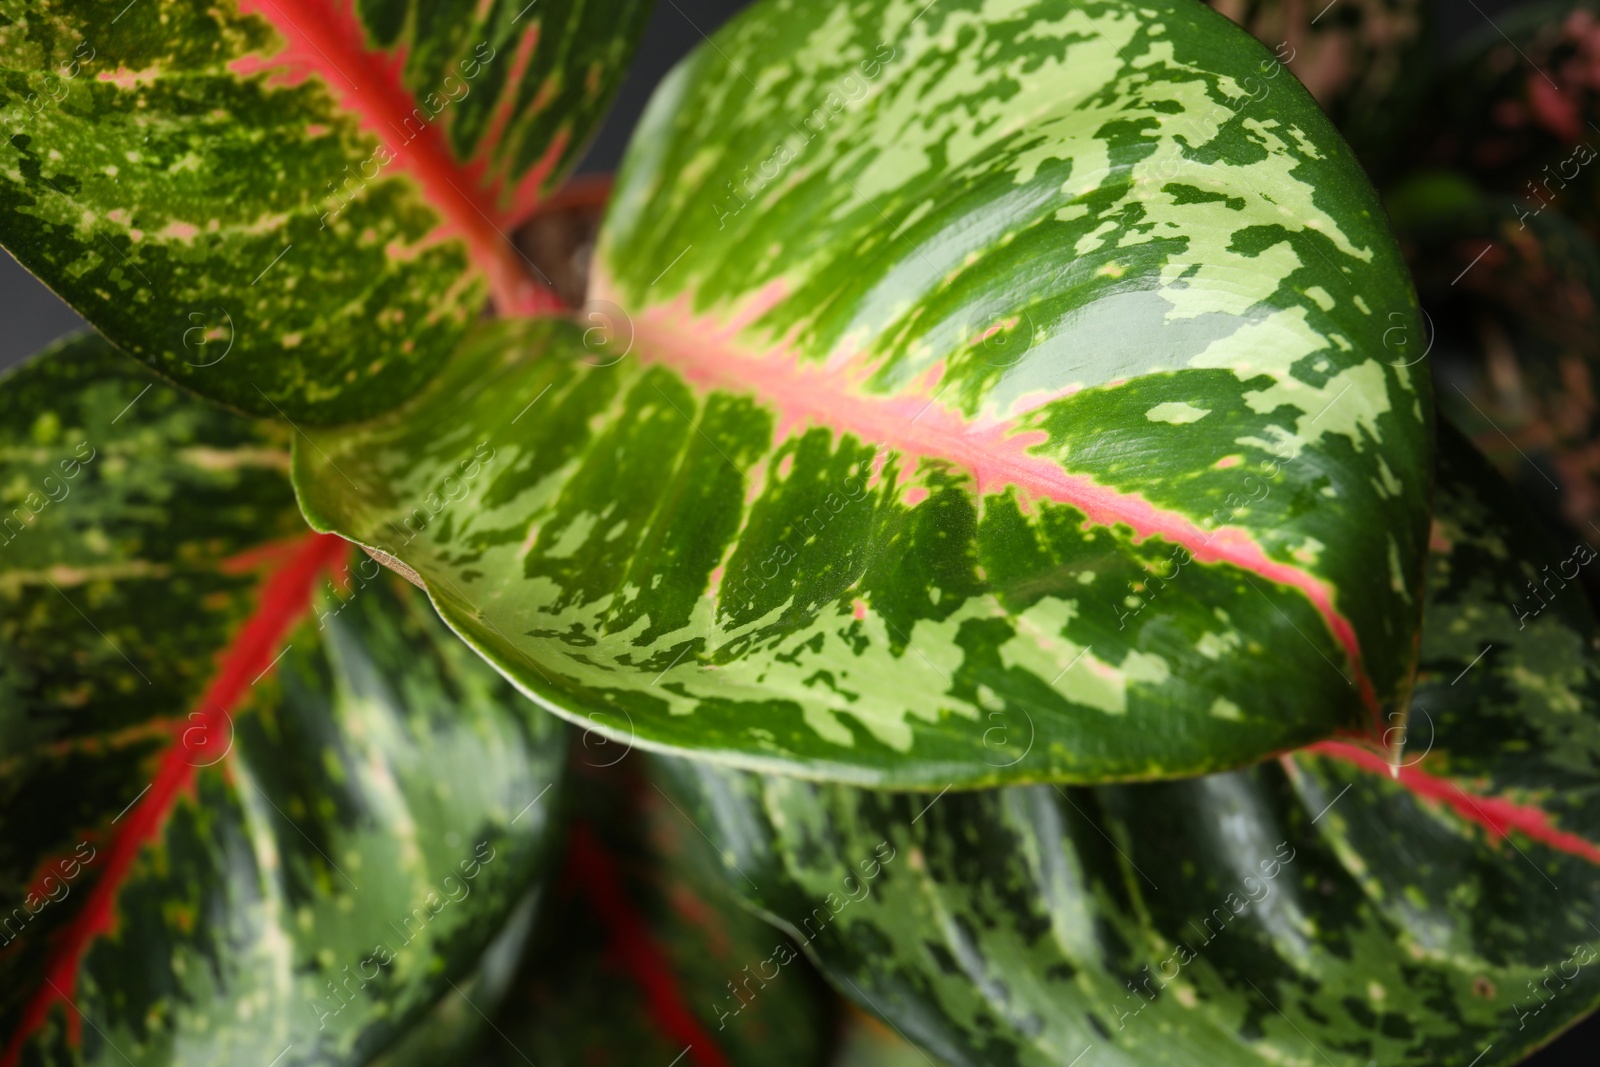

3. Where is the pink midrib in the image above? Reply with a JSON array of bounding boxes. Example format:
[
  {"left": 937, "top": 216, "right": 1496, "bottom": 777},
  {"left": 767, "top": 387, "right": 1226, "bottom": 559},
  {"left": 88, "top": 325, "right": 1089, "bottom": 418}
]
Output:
[
  {"left": 568, "top": 823, "right": 732, "bottom": 1067},
  {"left": 593, "top": 270, "right": 1380, "bottom": 723},
  {"left": 0, "top": 534, "right": 350, "bottom": 1067},
  {"left": 1304, "top": 741, "right": 1600, "bottom": 865},
  {"left": 234, "top": 0, "right": 561, "bottom": 315}
]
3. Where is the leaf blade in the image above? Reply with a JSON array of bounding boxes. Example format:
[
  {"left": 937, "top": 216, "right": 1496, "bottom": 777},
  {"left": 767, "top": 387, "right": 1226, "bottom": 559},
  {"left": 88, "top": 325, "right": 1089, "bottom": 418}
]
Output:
[
  {"left": 478, "top": 760, "right": 836, "bottom": 1067},
  {"left": 294, "top": 0, "right": 1432, "bottom": 785},
  {"left": 652, "top": 424, "right": 1600, "bottom": 1067},
  {"left": 0, "top": 0, "right": 649, "bottom": 421},
  {"left": 0, "top": 335, "right": 568, "bottom": 1066}
]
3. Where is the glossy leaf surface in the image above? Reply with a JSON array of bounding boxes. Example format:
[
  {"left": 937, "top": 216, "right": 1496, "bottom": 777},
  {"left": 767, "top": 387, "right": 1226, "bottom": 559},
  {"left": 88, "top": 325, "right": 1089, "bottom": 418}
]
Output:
[
  {"left": 0, "top": 336, "right": 567, "bottom": 1066},
  {"left": 656, "top": 425, "right": 1600, "bottom": 1067},
  {"left": 473, "top": 758, "right": 834, "bottom": 1067},
  {"left": 295, "top": 0, "right": 1431, "bottom": 787},
  {"left": 0, "top": 0, "right": 648, "bottom": 421}
]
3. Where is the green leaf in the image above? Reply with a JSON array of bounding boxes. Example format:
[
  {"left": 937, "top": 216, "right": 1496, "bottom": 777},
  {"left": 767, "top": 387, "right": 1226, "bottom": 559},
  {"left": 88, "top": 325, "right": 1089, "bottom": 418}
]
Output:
[
  {"left": 1205, "top": 0, "right": 1431, "bottom": 173},
  {"left": 472, "top": 759, "right": 836, "bottom": 1067},
  {"left": 652, "top": 423, "right": 1600, "bottom": 1067},
  {"left": 0, "top": 335, "right": 568, "bottom": 1066},
  {"left": 293, "top": 0, "right": 1432, "bottom": 787},
  {"left": 364, "top": 891, "right": 536, "bottom": 1067},
  {"left": 0, "top": 0, "right": 649, "bottom": 422}
]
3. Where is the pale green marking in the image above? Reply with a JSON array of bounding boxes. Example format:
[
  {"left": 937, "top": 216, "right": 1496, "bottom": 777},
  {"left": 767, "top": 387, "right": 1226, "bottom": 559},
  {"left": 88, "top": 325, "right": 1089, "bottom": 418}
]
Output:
[
  {"left": 1373, "top": 454, "right": 1404, "bottom": 498},
  {"left": 1002, "top": 598, "right": 1131, "bottom": 715},
  {"left": 1290, "top": 536, "right": 1325, "bottom": 566},
  {"left": 1122, "top": 649, "right": 1171, "bottom": 686},
  {"left": 1387, "top": 535, "right": 1408, "bottom": 601},
  {"left": 1193, "top": 308, "right": 1392, "bottom": 452},
  {"left": 450, "top": 562, "right": 995, "bottom": 751},
  {"left": 1195, "top": 630, "right": 1241, "bottom": 660},
  {"left": 1282, "top": 122, "right": 1327, "bottom": 161},
  {"left": 1189, "top": 304, "right": 1323, "bottom": 382},
  {"left": 232, "top": 768, "right": 298, "bottom": 1028},
  {"left": 1237, "top": 118, "right": 1370, "bottom": 262},
  {"left": 1145, "top": 401, "right": 1211, "bottom": 424},
  {"left": 1159, "top": 239, "right": 1303, "bottom": 320},
  {"left": 608, "top": 0, "right": 1417, "bottom": 462},
  {"left": 788, "top": 5, "right": 861, "bottom": 86},
  {"left": 1052, "top": 201, "right": 1092, "bottom": 225},
  {"left": 976, "top": 683, "right": 1006, "bottom": 712},
  {"left": 538, "top": 512, "right": 599, "bottom": 559},
  {"left": 811, "top": 0, "right": 1141, "bottom": 213},
  {"left": 1209, "top": 696, "right": 1242, "bottom": 721}
]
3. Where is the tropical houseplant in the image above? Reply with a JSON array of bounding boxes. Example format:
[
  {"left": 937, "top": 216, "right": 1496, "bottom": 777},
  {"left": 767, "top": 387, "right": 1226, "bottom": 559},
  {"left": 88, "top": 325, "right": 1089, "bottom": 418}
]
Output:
[{"left": 0, "top": 0, "right": 1598, "bottom": 1064}]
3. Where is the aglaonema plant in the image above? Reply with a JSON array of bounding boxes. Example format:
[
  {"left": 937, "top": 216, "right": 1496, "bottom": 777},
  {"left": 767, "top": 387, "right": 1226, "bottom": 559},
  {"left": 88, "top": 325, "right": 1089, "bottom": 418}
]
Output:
[
  {"left": 0, "top": 337, "right": 569, "bottom": 1064},
  {"left": 0, "top": 0, "right": 1595, "bottom": 1064}
]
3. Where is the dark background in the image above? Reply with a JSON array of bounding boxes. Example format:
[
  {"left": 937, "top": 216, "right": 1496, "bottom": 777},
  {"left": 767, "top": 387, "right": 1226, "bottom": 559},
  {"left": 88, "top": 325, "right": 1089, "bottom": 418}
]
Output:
[{"left": 3, "top": 0, "right": 1596, "bottom": 1062}]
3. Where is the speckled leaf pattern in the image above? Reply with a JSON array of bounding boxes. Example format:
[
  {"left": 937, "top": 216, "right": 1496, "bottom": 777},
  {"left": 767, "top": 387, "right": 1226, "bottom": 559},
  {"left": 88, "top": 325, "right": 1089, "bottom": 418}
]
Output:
[
  {"left": 0, "top": 335, "right": 568, "bottom": 1067},
  {"left": 472, "top": 759, "right": 834, "bottom": 1067},
  {"left": 0, "top": 0, "right": 649, "bottom": 422},
  {"left": 1206, "top": 0, "right": 1430, "bottom": 172},
  {"left": 653, "top": 425, "right": 1600, "bottom": 1067},
  {"left": 293, "top": 0, "right": 1432, "bottom": 788}
]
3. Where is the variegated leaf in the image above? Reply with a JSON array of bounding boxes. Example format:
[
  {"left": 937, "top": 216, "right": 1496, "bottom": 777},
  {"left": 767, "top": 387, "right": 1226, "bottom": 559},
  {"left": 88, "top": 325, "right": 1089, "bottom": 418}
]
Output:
[
  {"left": 362, "top": 917, "right": 534, "bottom": 1067},
  {"left": 654, "top": 423, "right": 1600, "bottom": 1067},
  {"left": 473, "top": 759, "right": 835, "bottom": 1067},
  {"left": 293, "top": 0, "right": 1431, "bottom": 787},
  {"left": 0, "top": 335, "right": 567, "bottom": 1067},
  {"left": 0, "top": 0, "right": 648, "bottom": 421}
]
